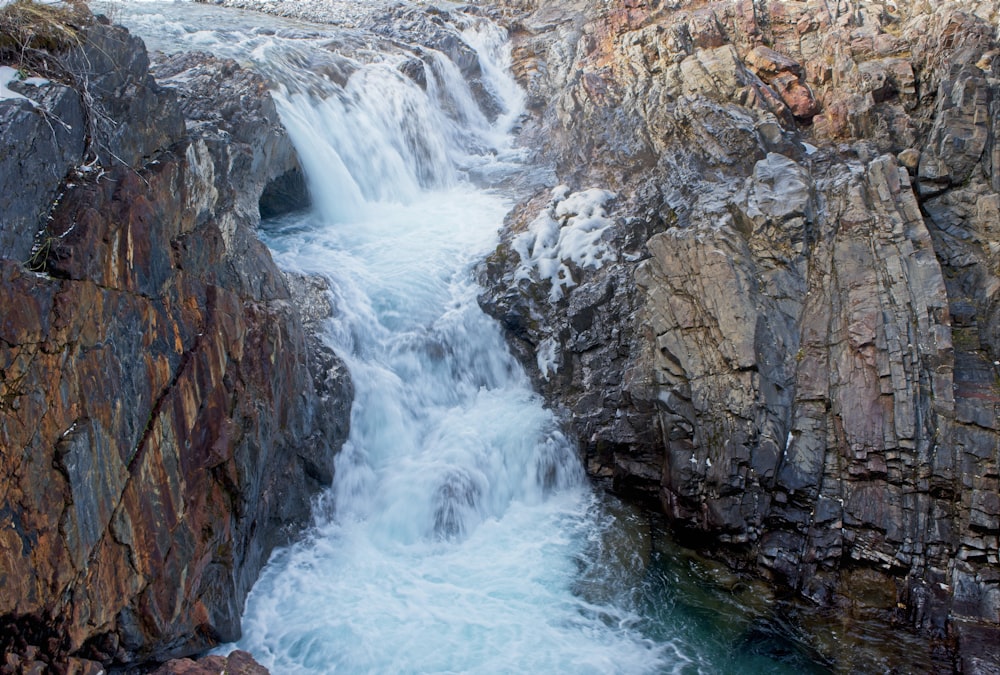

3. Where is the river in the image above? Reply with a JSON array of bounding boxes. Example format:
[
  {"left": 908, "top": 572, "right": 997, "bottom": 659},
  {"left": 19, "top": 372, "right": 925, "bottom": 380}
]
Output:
[{"left": 110, "top": 2, "right": 838, "bottom": 673}]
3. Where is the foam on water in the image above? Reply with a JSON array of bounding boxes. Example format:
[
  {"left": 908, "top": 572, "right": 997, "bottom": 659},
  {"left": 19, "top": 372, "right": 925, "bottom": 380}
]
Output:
[
  {"left": 239, "top": 493, "right": 676, "bottom": 673},
  {"left": 251, "top": 179, "right": 674, "bottom": 673},
  {"left": 98, "top": 4, "right": 681, "bottom": 670},
  {"left": 102, "top": 4, "right": 937, "bottom": 673}
]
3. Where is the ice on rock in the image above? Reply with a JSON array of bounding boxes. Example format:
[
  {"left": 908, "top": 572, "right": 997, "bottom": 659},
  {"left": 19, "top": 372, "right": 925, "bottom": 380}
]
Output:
[
  {"left": 512, "top": 185, "right": 616, "bottom": 301},
  {"left": 535, "top": 336, "right": 559, "bottom": 381}
]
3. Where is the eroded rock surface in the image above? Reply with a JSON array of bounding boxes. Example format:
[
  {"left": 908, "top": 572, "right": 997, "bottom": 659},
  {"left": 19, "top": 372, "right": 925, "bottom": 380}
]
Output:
[
  {"left": 480, "top": 0, "right": 1000, "bottom": 669},
  {"left": 151, "top": 649, "right": 269, "bottom": 675},
  {"left": 0, "top": 14, "right": 350, "bottom": 671}
]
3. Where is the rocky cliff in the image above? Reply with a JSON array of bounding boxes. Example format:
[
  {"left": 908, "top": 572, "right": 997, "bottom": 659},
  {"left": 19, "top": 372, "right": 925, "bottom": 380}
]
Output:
[
  {"left": 480, "top": 0, "right": 1000, "bottom": 669},
  {"left": 0, "top": 7, "right": 350, "bottom": 671}
]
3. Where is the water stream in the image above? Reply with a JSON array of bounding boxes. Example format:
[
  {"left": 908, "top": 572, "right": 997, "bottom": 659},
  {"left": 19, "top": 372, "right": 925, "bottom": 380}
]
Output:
[{"left": 110, "top": 3, "right": 845, "bottom": 673}]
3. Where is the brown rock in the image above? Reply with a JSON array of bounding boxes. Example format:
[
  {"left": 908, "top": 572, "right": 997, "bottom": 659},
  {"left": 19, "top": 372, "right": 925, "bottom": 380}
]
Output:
[
  {"left": 65, "top": 658, "right": 106, "bottom": 675},
  {"left": 0, "top": 15, "right": 351, "bottom": 671},
  {"left": 744, "top": 45, "right": 803, "bottom": 79},
  {"left": 686, "top": 9, "right": 726, "bottom": 50},
  {"left": 743, "top": 46, "right": 818, "bottom": 119},
  {"left": 225, "top": 650, "right": 270, "bottom": 675},
  {"left": 151, "top": 655, "right": 228, "bottom": 675},
  {"left": 770, "top": 71, "right": 820, "bottom": 119},
  {"left": 479, "top": 0, "right": 1000, "bottom": 668},
  {"left": 151, "top": 650, "right": 268, "bottom": 675},
  {"left": 897, "top": 148, "right": 921, "bottom": 172}
]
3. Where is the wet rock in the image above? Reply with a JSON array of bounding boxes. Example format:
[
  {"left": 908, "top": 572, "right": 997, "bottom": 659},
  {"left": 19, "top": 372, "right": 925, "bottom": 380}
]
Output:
[
  {"left": 480, "top": 0, "right": 1000, "bottom": 668},
  {"left": 66, "top": 22, "right": 186, "bottom": 168},
  {"left": 258, "top": 166, "right": 310, "bottom": 219},
  {"left": 0, "top": 18, "right": 182, "bottom": 264},
  {"left": 0, "top": 83, "right": 84, "bottom": 262},
  {"left": 0, "top": 12, "right": 350, "bottom": 671},
  {"left": 151, "top": 649, "right": 268, "bottom": 675}
]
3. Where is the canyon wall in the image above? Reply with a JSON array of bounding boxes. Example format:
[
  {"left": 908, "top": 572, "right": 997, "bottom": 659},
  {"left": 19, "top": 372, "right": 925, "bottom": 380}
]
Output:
[
  {"left": 0, "top": 11, "right": 350, "bottom": 671},
  {"left": 480, "top": 0, "right": 1000, "bottom": 669}
]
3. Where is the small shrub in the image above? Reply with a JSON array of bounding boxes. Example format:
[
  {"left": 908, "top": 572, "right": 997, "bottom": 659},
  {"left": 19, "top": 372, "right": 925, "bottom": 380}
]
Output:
[{"left": 0, "top": 0, "right": 88, "bottom": 68}]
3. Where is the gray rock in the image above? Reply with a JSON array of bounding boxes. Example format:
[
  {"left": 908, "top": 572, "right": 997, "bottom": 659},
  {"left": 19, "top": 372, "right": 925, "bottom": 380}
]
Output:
[
  {"left": 0, "top": 83, "right": 84, "bottom": 261},
  {"left": 480, "top": 0, "right": 1000, "bottom": 667}
]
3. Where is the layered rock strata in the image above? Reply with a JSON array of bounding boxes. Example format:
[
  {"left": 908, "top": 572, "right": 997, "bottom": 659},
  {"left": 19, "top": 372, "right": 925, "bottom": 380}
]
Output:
[
  {"left": 0, "top": 12, "right": 350, "bottom": 671},
  {"left": 480, "top": 0, "right": 1000, "bottom": 669}
]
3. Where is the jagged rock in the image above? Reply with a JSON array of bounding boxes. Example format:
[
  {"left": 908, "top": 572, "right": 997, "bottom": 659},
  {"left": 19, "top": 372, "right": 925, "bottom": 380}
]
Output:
[
  {"left": 0, "top": 12, "right": 350, "bottom": 671},
  {"left": 151, "top": 649, "right": 268, "bottom": 675},
  {"left": 744, "top": 45, "right": 819, "bottom": 119},
  {"left": 0, "top": 17, "right": 182, "bottom": 264},
  {"left": 65, "top": 20, "right": 186, "bottom": 169},
  {"left": 0, "top": 82, "right": 84, "bottom": 262},
  {"left": 480, "top": 0, "right": 1000, "bottom": 669},
  {"left": 918, "top": 64, "right": 994, "bottom": 196}
]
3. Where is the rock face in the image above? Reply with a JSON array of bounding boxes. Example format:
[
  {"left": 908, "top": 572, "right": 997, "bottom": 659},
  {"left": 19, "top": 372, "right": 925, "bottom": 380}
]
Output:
[
  {"left": 480, "top": 0, "right": 1000, "bottom": 669},
  {"left": 0, "top": 13, "right": 350, "bottom": 671},
  {"left": 150, "top": 649, "right": 268, "bottom": 675}
]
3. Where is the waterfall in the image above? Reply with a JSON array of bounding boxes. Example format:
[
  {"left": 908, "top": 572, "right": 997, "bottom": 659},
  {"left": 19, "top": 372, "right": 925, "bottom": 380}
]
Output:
[
  {"left": 107, "top": 3, "right": 837, "bottom": 673},
  {"left": 119, "top": 8, "right": 672, "bottom": 673},
  {"left": 232, "top": 22, "right": 674, "bottom": 673}
]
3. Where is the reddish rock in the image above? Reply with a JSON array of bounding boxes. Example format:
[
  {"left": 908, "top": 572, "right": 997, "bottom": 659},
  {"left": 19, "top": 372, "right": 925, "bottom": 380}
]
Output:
[
  {"left": 0, "top": 11, "right": 351, "bottom": 672},
  {"left": 151, "top": 650, "right": 268, "bottom": 675},
  {"left": 481, "top": 0, "right": 1000, "bottom": 669},
  {"left": 770, "top": 71, "right": 820, "bottom": 119},
  {"left": 686, "top": 9, "right": 726, "bottom": 50},
  {"left": 744, "top": 46, "right": 818, "bottom": 120},
  {"left": 152, "top": 656, "right": 229, "bottom": 675},
  {"left": 744, "top": 45, "right": 803, "bottom": 79}
]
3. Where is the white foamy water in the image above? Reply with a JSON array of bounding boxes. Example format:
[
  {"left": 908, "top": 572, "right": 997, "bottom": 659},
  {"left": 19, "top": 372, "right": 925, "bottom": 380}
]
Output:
[
  {"left": 107, "top": 3, "right": 684, "bottom": 672},
  {"left": 241, "top": 181, "right": 669, "bottom": 674},
  {"left": 237, "top": 31, "right": 677, "bottom": 675}
]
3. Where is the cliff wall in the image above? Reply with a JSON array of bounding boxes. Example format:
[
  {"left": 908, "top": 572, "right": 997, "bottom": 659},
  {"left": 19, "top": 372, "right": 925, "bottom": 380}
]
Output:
[
  {"left": 0, "top": 9, "right": 350, "bottom": 671},
  {"left": 480, "top": 0, "right": 1000, "bottom": 669}
]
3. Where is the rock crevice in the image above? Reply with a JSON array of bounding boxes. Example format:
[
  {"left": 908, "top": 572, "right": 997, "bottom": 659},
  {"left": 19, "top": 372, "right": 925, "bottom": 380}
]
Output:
[
  {"left": 480, "top": 0, "right": 1000, "bottom": 669},
  {"left": 0, "top": 12, "right": 351, "bottom": 671}
]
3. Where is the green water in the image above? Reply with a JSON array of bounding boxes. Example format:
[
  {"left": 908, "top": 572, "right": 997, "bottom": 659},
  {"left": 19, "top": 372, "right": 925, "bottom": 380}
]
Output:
[{"left": 584, "top": 493, "right": 953, "bottom": 674}]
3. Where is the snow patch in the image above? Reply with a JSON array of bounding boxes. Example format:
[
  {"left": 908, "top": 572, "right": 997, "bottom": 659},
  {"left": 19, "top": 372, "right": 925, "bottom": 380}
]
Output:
[
  {"left": 536, "top": 336, "right": 559, "bottom": 381},
  {"left": 0, "top": 66, "right": 30, "bottom": 103},
  {"left": 22, "top": 76, "right": 50, "bottom": 87},
  {"left": 0, "top": 66, "right": 50, "bottom": 105},
  {"left": 512, "top": 185, "right": 616, "bottom": 301}
]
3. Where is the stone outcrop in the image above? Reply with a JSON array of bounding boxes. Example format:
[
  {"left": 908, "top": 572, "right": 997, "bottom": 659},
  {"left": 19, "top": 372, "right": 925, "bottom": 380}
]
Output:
[
  {"left": 0, "top": 11, "right": 350, "bottom": 671},
  {"left": 480, "top": 0, "right": 1000, "bottom": 670},
  {"left": 151, "top": 649, "right": 268, "bottom": 675}
]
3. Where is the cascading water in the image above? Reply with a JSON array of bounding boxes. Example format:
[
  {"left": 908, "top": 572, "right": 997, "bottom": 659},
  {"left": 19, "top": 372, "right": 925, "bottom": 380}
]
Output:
[
  {"left": 112, "top": 3, "right": 839, "bottom": 673},
  {"left": 229, "top": 19, "right": 677, "bottom": 674}
]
